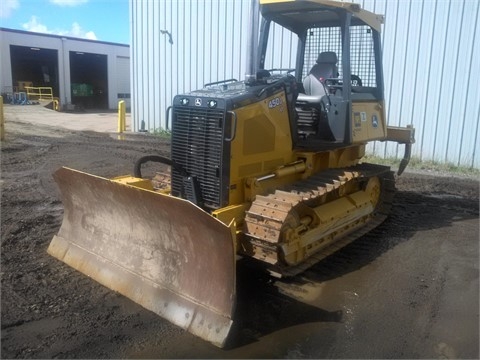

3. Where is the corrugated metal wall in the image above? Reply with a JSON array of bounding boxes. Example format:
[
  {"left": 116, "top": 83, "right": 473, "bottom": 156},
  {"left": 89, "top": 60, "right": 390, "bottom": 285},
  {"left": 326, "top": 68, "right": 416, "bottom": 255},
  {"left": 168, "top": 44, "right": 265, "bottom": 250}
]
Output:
[
  {"left": 130, "top": 0, "right": 479, "bottom": 168},
  {"left": 372, "top": 0, "right": 480, "bottom": 168}
]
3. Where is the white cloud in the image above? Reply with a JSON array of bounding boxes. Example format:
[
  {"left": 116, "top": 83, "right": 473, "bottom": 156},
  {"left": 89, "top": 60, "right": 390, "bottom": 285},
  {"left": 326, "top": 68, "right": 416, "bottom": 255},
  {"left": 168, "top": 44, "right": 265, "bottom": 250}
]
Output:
[
  {"left": 49, "top": 0, "right": 88, "bottom": 6},
  {"left": 69, "top": 22, "right": 97, "bottom": 40},
  {"left": 22, "top": 16, "right": 98, "bottom": 40},
  {"left": 0, "top": 0, "right": 19, "bottom": 18},
  {"left": 22, "top": 16, "right": 49, "bottom": 33}
]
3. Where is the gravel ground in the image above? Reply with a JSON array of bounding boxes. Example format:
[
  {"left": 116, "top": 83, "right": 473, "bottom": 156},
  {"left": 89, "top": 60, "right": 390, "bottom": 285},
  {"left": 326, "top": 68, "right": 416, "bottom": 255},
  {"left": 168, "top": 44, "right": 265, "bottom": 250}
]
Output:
[{"left": 1, "top": 107, "right": 478, "bottom": 359}]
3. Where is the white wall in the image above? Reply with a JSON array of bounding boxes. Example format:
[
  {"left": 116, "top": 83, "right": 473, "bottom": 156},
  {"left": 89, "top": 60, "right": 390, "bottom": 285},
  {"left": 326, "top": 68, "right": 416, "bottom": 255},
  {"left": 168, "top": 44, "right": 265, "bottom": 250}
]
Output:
[
  {"left": 116, "top": 56, "right": 131, "bottom": 109},
  {"left": 130, "top": 0, "right": 480, "bottom": 168},
  {"left": 363, "top": 0, "right": 480, "bottom": 168}
]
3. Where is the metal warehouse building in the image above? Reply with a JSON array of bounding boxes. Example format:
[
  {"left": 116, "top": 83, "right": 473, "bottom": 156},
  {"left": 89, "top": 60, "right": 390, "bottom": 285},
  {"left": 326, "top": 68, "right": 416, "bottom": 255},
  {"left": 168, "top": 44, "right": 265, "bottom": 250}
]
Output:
[
  {"left": 129, "top": 0, "right": 479, "bottom": 168},
  {"left": 0, "top": 28, "right": 130, "bottom": 110}
]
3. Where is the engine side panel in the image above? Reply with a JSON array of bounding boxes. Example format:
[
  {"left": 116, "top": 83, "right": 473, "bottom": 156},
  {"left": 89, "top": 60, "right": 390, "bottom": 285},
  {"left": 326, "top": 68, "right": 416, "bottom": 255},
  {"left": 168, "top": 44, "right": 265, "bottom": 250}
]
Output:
[{"left": 228, "top": 90, "right": 296, "bottom": 205}]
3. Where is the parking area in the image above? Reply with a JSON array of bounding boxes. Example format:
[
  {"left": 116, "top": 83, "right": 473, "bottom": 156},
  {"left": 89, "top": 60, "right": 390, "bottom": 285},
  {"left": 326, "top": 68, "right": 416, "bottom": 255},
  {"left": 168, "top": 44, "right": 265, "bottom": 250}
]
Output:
[
  {"left": 1, "top": 104, "right": 479, "bottom": 359},
  {"left": 2, "top": 102, "right": 131, "bottom": 133}
]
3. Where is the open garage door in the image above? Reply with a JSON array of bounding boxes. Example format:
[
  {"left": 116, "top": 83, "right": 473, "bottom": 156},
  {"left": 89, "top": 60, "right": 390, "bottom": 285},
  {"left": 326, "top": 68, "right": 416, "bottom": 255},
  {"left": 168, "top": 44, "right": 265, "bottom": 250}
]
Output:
[
  {"left": 69, "top": 51, "right": 108, "bottom": 110},
  {"left": 9, "top": 45, "right": 59, "bottom": 97}
]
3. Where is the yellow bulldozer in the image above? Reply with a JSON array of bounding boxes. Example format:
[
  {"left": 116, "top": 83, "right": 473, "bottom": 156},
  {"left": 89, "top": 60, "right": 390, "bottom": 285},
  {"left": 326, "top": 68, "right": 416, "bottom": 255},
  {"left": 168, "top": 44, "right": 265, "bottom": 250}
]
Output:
[{"left": 48, "top": 0, "right": 415, "bottom": 348}]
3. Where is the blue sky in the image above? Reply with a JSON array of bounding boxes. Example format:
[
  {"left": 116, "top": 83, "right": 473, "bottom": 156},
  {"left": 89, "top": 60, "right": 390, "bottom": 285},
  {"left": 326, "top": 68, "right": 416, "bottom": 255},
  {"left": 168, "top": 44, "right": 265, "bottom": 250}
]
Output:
[{"left": 0, "top": 0, "right": 130, "bottom": 44}]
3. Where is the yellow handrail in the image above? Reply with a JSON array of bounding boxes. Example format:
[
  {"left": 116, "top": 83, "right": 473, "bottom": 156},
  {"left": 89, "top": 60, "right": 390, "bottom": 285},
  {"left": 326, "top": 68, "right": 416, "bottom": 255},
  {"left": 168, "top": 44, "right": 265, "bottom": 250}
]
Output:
[{"left": 25, "top": 86, "right": 54, "bottom": 101}]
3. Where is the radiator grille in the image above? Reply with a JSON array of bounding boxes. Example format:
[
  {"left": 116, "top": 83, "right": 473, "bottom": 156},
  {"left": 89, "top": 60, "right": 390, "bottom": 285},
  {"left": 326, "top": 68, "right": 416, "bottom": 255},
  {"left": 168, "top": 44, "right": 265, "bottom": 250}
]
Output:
[{"left": 171, "top": 107, "right": 225, "bottom": 208}]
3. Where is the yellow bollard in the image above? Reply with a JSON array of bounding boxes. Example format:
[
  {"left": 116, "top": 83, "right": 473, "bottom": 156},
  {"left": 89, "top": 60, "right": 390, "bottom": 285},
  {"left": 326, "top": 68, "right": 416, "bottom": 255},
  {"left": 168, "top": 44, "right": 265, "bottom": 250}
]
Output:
[
  {"left": 0, "top": 96, "right": 4, "bottom": 141},
  {"left": 117, "top": 100, "right": 126, "bottom": 133}
]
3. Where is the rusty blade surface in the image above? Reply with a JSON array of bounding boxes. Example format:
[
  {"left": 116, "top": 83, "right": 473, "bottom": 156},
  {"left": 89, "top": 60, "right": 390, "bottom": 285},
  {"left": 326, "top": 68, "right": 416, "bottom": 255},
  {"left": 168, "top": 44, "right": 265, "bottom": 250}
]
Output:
[{"left": 47, "top": 167, "right": 236, "bottom": 347}]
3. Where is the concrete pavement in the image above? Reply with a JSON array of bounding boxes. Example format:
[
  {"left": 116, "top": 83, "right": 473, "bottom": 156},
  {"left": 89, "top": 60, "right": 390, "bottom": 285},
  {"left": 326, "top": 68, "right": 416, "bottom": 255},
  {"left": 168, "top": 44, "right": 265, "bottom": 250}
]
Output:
[{"left": 2, "top": 102, "right": 131, "bottom": 133}]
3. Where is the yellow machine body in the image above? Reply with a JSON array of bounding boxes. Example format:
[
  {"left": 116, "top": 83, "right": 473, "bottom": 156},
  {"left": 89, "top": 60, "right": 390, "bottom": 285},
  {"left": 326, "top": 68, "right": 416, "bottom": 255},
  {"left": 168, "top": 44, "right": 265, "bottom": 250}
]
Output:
[{"left": 48, "top": 0, "right": 415, "bottom": 348}]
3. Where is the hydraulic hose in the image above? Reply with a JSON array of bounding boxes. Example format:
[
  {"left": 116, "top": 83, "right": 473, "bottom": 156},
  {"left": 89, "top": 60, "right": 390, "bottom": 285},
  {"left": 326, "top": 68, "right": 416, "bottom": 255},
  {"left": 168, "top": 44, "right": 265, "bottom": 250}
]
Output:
[{"left": 133, "top": 155, "right": 189, "bottom": 178}]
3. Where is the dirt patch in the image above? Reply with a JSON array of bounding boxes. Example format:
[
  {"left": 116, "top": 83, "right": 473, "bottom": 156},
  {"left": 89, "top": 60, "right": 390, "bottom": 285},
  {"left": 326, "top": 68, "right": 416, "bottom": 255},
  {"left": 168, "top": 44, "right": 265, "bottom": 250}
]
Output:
[{"left": 1, "top": 121, "right": 478, "bottom": 358}]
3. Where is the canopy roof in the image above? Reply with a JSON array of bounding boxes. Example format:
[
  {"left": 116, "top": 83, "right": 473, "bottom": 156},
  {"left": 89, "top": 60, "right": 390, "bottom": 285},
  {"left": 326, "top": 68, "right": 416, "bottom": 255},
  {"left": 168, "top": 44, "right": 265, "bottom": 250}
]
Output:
[{"left": 260, "top": 0, "right": 384, "bottom": 32}]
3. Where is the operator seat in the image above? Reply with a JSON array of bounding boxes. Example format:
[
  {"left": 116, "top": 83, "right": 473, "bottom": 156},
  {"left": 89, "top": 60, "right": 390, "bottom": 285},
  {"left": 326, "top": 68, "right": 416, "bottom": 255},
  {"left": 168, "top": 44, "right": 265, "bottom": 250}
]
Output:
[
  {"left": 303, "top": 51, "right": 338, "bottom": 96},
  {"left": 296, "top": 51, "right": 339, "bottom": 141}
]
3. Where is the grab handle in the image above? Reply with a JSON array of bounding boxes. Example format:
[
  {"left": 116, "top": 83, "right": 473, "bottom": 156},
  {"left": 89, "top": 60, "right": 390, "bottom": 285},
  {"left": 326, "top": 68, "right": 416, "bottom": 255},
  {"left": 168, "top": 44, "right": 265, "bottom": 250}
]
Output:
[{"left": 224, "top": 111, "right": 237, "bottom": 142}]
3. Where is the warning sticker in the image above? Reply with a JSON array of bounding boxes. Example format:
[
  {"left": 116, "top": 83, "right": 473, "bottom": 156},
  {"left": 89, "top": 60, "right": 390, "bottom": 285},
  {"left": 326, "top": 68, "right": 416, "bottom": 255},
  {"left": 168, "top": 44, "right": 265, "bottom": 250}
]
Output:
[{"left": 354, "top": 112, "right": 361, "bottom": 127}]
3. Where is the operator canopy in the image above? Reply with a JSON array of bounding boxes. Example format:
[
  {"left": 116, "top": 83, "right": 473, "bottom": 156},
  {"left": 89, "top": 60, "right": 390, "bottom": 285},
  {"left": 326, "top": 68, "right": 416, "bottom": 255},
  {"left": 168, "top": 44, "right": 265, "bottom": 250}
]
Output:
[{"left": 260, "top": 0, "right": 384, "bottom": 33}]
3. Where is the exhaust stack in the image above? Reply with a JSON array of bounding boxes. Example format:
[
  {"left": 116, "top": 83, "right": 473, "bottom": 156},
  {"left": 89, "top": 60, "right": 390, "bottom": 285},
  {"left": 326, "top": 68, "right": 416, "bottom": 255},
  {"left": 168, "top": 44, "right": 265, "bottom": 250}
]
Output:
[{"left": 245, "top": 0, "right": 260, "bottom": 84}]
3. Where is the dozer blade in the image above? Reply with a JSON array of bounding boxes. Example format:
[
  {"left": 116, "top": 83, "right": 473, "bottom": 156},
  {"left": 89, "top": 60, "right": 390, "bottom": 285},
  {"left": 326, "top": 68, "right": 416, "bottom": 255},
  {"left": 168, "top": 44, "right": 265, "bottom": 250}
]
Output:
[{"left": 47, "top": 167, "right": 236, "bottom": 347}]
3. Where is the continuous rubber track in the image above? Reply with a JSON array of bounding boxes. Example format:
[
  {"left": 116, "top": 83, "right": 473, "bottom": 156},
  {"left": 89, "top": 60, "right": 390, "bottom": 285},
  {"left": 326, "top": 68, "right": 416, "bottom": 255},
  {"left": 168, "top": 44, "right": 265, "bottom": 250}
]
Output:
[{"left": 244, "top": 163, "right": 395, "bottom": 277}]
